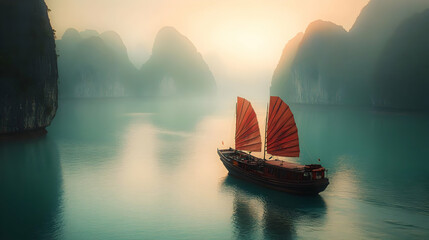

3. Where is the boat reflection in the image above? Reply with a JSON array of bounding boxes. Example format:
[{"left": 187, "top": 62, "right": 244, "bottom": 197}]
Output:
[
  {"left": 221, "top": 175, "right": 327, "bottom": 239},
  {"left": 232, "top": 195, "right": 259, "bottom": 239},
  {"left": 0, "top": 137, "right": 63, "bottom": 239}
]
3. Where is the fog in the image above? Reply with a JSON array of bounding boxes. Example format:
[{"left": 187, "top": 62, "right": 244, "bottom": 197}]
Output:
[{"left": 46, "top": 0, "right": 369, "bottom": 99}]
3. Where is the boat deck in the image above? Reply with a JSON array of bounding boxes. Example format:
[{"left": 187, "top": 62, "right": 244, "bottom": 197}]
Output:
[
  {"left": 265, "top": 160, "right": 306, "bottom": 171},
  {"left": 221, "top": 149, "right": 306, "bottom": 171}
]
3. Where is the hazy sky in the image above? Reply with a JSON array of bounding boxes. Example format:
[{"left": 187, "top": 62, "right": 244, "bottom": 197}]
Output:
[{"left": 46, "top": 0, "right": 369, "bottom": 93}]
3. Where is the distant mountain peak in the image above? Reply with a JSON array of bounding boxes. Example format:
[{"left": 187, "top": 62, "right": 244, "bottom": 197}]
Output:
[
  {"left": 305, "top": 20, "right": 346, "bottom": 33},
  {"left": 350, "top": 0, "right": 429, "bottom": 36},
  {"left": 302, "top": 20, "right": 347, "bottom": 41},
  {"left": 62, "top": 28, "right": 81, "bottom": 42},
  {"left": 271, "top": 0, "right": 429, "bottom": 109},
  {"left": 158, "top": 26, "right": 180, "bottom": 35},
  {"left": 152, "top": 26, "right": 198, "bottom": 57},
  {"left": 100, "top": 31, "right": 124, "bottom": 44},
  {"left": 99, "top": 31, "right": 129, "bottom": 60},
  {"left": 56, "top": 28, "right": 137, "bottom": 98},
  {"left": 139, "top": 26, "right": 216, "bottom": 97},
  {"left": 79, "top": 29, "right": 99, "bottom": 38}
]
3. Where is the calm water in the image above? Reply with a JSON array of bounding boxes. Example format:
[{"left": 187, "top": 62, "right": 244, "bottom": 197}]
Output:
[{"left": 1, "top": 98, "right": 428, "bottom": 239}]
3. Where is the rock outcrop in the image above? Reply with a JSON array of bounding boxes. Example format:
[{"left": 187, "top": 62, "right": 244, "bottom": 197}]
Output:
[
  {"left": 139, "top": 27, "right": 216, "bottom": 97},
  {"left": 56, "top": 28, "right": 138, "bottom": 98},
  {"left": 373, "top": 9, "right": 429, "bottom": 109},
  {"left": 271, "top": 0, "right": 429, "bottom": 109},
  {"left": 0, "top": 0, "right": 58, "bottom": 134},
  {"left": 272, "top": 21, "right": 350, "bottom": 104}
]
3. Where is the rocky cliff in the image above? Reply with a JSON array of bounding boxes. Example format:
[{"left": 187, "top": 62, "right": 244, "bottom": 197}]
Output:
[
  {"left": 56, "top": 28, "right": 138, "bottom": 98},
  {"left": 0, "top": 0, "right": 58, "bottom": 134},
  {"left": 272, "top": 21, "right": 351, "bottom": 104},
  {"left": 373, "top": 9, "right": 429, "bottom": 109},
  {"left": 139, "top": 27, "right": 216, "bottom": 97},
  {"left": 271, "top": 0, "right": 429, "bottom": 109}
]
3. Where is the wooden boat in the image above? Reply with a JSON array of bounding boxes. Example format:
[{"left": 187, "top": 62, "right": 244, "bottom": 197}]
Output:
[{"left": 217, "top": 96, "right": 329, "bottom": 195}]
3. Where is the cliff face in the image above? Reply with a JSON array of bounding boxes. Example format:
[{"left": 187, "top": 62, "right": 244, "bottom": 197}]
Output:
[
  {"left": 271, "top": 0, "right": 429, "bottom": 109},
  {"left": 373, "top": 9, "right": 429, "bottom": 109},
  {"left": 272, "top": 21, "right": 350, "bottom": 104},
  {"left": 0, "top": 0, "right": 58, "bottom": 134},
  {"left": 56, "top": 28, "right": 137, "bottom": 98},
  {"left": 347, "top": 0, "right": 429, "bottom": 103},
  {"left": 271, "top": 32, "right": 303, "bottom": 93},
  {"left": 139, "top": 27, "right": 216, "bottom": 97}
]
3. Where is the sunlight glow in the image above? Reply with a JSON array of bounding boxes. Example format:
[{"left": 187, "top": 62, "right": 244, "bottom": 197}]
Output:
[{"left": 46, "top": 0, "right": 369, "bottom": 85}]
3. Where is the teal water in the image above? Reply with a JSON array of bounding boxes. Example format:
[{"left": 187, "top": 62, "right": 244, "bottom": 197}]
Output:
[{"left": 1, "top": 98, "right": 428, "bottom": 239}]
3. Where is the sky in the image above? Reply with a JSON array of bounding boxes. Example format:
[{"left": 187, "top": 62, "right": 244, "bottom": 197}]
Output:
[{"left": 46, "top": 0, "right": 369, "bottom": 97}]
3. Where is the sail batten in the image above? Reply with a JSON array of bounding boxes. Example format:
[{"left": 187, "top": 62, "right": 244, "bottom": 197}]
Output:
[
  {"left": 270, "top": 126, "right": 297, "bottom": 144},
  {"left": 235, "top": 97, "right": 262, "bottom": 152},
  {"left": 236, "top": 121, "right": 259, "bottom": 138},
  {"left": 236, "top": 101, "right": 249, "bottom": 130},
  {"left": 237, "top": 136, "right": 262, "bottom": 146},
  {"left": 236, "top": 130, "right": 260, "bottom": 142},
  {"left": 266, "top": 96, "right": 300, "bottom": 157},
  {"left": 236, "top": 128, "right": 260, "bottom": 143}
]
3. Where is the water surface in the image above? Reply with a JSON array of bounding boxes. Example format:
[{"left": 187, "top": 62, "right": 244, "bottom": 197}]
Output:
[{"left": 1, "top": 98, "right": 428, "bottom": 239}]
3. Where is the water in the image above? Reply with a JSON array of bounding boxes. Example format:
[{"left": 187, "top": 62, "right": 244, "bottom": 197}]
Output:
[{"left": 1, "top": 98, "right": 428, "bottom": 239}]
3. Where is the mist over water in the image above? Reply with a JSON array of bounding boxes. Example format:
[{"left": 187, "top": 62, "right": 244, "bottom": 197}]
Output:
[
  {"left": 2, "top": 0, "right": 428, "bottom": 238},
  {"left": 1, "top": 98, "right": 428, "bottom": 239}
]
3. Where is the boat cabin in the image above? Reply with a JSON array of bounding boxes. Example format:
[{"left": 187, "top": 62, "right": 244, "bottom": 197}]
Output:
[{"left": 264, "top": 160, "right": 326, "bottom": 181}]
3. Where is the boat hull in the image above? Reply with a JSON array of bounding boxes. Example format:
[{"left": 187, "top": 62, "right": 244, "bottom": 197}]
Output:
[{"left": 218, "top": 149, "right": 329, "bottom": 195}]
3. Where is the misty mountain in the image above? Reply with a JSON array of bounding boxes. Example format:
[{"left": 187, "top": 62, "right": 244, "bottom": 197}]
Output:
[
  {"left": 272, "top": 21, "right": 350, "bottom": 104},
  {"left": 56, "top": 28, "right": 138, "bottom": 98},
  {"left": 0, "top": 0, "right": 57, "bottom": 134},
  {"left": 139, "top": 27, "right": 216, "bottom": 97},
  {"left": 271, "top": 0, "right": 429, "bottom": 109},
  {"left": 373, "top": 9, "right": 429, "bottom": 109}
]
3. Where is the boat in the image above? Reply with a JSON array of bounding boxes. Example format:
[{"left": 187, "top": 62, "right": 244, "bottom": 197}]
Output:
[{"left": 217, "top": 96, "right": 329, "bottom": 195}]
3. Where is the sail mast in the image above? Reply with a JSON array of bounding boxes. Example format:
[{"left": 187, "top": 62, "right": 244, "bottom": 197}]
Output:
[{"left": 263, "top": 103, "right": 268, "bottom": 160}]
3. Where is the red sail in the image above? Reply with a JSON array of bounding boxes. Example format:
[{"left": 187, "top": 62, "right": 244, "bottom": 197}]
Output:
[
  {"left": 266, "top": 96, "right": 300, "bottom": 157},
  {"left": 235, "top": 97, "right": 262, "bottom": 152}
]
